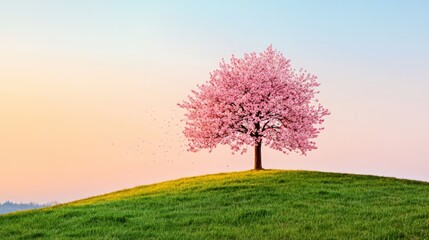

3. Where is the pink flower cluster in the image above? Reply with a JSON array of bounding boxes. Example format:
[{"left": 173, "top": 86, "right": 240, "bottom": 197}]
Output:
[{"left": 179, "top": 45, "right": 329, "bottom": 155}]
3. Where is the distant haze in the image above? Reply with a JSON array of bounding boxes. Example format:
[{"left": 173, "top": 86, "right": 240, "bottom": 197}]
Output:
[
  {"left": 1, "top": 1, "right": 428, "bottom": 203},
  {"left": 0, "top": 201, "right": 56, "bottom": 215}
]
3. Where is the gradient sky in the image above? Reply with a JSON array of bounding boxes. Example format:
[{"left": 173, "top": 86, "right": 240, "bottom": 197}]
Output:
[{"left": 1, "top": 1, "right": 429, "bottom": 203}]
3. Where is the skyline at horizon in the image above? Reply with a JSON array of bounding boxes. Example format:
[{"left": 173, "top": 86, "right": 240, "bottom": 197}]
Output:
[{"left": 1, "top": 1, "right": 429, "bottom": 203}]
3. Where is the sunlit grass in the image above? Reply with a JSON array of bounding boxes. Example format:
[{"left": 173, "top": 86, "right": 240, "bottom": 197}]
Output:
[{"left": 1, "top": 170, "right": 429, "bottom": 239}]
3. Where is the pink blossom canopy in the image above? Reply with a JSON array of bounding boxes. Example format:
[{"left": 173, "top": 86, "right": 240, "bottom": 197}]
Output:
[{"left": 179, "top": 46, "right": 329, "bottom": 155}]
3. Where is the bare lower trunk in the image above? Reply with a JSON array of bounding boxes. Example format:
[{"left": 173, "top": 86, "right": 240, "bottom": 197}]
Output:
[{"left": 254, "top": 142, "right": 262, "bottom": 170}]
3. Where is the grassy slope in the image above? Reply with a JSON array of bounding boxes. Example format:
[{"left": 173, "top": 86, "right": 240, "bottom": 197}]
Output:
[{"left": 1, "top": 170, "right": 429, "bottom": 239}]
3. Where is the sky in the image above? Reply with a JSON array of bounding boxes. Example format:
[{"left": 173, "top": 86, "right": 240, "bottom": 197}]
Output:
[{"left": 1, "top": 1, "right": 428, "bottom": 203}]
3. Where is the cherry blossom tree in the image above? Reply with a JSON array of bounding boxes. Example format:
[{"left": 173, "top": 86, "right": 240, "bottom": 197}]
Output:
[{"left": 179, "top": 46, "right": 329, "bottom": 170}]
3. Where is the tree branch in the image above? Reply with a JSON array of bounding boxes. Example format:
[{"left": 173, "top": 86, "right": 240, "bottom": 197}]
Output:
[{"left": 261, "top": 120, "right": 271, "bottom": 132}]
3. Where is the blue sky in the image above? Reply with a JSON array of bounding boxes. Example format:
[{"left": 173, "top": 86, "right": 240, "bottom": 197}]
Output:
[{"left": 1, "top": 1, "right": 429, "bottom": 203}]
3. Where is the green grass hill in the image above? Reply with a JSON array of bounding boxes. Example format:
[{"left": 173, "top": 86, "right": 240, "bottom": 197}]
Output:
[{"left": 1, "top": 170, "right": 429, "bottom": 239}]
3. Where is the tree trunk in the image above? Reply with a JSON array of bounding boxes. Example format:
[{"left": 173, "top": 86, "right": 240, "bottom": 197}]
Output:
[{"left": 254, "top": 142, "right": 262, "bottom": 170}]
